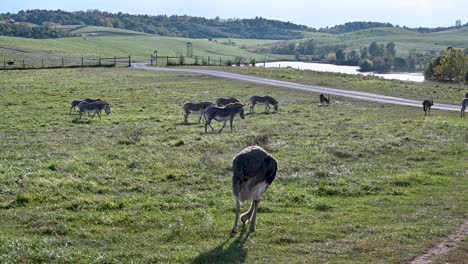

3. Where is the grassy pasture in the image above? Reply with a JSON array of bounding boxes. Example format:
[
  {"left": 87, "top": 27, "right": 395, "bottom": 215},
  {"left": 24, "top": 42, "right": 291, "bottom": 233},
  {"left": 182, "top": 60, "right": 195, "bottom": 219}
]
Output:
[
  {"left": 0, "top": 34, "right": 291, "bottom": 65},
  {"left": 0, "top": 67, "right": 467, "bottom": 263}
]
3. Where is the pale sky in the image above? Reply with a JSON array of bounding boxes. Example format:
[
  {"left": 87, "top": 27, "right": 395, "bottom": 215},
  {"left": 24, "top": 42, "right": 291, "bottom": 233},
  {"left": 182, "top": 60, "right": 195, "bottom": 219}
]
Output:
[{"left": 1, "top": 0, "right": 467, "bottom": 28}]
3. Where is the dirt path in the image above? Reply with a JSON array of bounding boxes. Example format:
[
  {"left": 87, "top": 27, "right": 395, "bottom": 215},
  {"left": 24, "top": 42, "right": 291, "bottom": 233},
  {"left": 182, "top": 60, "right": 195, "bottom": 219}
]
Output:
[
  {"left": 131, "top": 63, "right": 463, "bottom": 112},
  {"left": 410, "top": 220, "right": 468, "bottom": 263}
]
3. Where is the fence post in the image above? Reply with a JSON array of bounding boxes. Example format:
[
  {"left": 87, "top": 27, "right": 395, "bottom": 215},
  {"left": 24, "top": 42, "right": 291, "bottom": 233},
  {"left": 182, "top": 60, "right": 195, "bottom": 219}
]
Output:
[
  {"left": 264, "top": 61, "right": 266, "bottom": 67},
  {"left": 252, "top": 58, "right": 255, "bottom": 67},
  {"left": 61, "top": 58, "right": 64, "bottom": 67},
  {"left": 114, "top": 56, "right": 116, "bottom": 65},
  {"left": 219, "top": 57, "right": 222, "bottom": 66},
  {"left": 167, "top": 56, "right": 169, "bottom": 66},
  {"left": 128, "top": 55, "right": 131, "bottom": 67},
  {"left": 208, "top": 56, "right": 210, "bottom": 65},
  {"left": 150, "top": 55, "right": 153, "bottom": 66}
]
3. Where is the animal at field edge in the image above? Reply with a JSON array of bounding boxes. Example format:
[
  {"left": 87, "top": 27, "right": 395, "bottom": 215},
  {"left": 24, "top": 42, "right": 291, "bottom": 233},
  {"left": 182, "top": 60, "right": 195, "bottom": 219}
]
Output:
[
  {"left": 319, "top": 94, "right": 330, "bottom": 105},
  {"left": 422, "top": 96, "right": 433, "bottom": 116},
  {"left": 231, "top": 146, "right": 277, "bottom": 234},
  {"left": 461, "top": 97, "right": 468, "bottom": 118}
]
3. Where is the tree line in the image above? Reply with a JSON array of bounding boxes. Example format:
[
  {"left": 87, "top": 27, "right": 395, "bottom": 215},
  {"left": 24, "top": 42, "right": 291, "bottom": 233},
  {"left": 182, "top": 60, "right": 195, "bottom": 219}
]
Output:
[
  {"left": 0, "top": 22, "right": 70, "bottom": 38},
  {"left": 0, "top": 9, "right": 306, "bottom": 39},
  {"left": 425, "top": 47, "right": 468, "bottom": 83},
  {"left": 317, "top": 21, "right": 468, "bottom": 34}
]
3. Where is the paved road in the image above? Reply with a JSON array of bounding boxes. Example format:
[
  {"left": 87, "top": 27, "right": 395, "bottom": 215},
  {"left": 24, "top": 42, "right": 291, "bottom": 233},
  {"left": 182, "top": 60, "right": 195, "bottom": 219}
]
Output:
[{"left": 132, "top": 63, "right": 464, "bottom": 113}]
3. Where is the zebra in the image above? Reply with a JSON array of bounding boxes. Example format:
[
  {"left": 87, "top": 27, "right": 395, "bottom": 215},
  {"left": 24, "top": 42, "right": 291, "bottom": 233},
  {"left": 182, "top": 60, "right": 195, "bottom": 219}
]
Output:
[
  {"left": 319, "top": 94, "right": 330, "bottom": 105},
  {"left": 231, "top": 146, "right": 278, "bottom": 234},
  {"left": 216, "top": 97, "right": 241, "bottom": 107},
  {"left": 70, "top": 98, "right": 103, "bottom": 113},
  {"left": 461, "top": 98, "right": 468, "bottom": 118},
  {"left": 422, "top": 96, "right": 433, "bottom": 116},
  {"left": 182, "top": 102, "right": 214, "bottom": 124},
  {"left": 249, "top": 95, "right": 279, "bottom": 113},
  {"left": 78, "top": 100, "right": 111, "bottom": 120},
  {"left": 203, "top": 102, "right": 245, "bottom": 133}
]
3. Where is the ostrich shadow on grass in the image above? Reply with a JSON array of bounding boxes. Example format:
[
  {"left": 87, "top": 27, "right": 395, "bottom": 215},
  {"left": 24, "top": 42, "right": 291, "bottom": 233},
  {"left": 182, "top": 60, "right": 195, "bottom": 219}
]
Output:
[{"left": 192, "top": 229, "right": 251, "bottom": 264}]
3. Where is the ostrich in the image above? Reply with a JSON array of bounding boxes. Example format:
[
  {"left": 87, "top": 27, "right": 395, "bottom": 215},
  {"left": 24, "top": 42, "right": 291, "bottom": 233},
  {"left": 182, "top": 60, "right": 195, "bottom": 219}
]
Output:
[
  {"left": 422, "top": 96, "right": 433, "bottom": 116},
  {"left": 231, "top": 146, "right": 278, "bottom": 234}
]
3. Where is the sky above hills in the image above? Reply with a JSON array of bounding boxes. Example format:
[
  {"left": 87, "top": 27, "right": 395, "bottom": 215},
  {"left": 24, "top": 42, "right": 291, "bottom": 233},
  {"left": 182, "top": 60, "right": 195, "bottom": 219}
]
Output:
[{"left": 1, "top": 0, "right": 466, "bottom": 28}]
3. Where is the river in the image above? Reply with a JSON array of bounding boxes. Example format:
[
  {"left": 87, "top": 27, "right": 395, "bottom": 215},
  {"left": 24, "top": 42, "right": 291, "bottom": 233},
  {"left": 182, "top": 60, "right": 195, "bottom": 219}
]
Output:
[{"left": 257, "top": 61, "right": 425, "bottom": 82}]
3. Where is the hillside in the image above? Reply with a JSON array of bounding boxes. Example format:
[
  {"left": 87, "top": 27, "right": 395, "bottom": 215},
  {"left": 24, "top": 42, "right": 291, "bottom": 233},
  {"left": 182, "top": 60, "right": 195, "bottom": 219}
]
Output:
[{"left": 0, "top": 9, "right": 307, "bottom": 40}]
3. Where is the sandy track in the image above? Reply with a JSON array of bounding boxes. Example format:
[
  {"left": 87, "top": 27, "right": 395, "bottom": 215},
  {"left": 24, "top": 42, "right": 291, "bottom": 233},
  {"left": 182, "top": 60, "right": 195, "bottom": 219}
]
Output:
[{"left": 409, "top": 220, "right": 468, "bottom": 264}]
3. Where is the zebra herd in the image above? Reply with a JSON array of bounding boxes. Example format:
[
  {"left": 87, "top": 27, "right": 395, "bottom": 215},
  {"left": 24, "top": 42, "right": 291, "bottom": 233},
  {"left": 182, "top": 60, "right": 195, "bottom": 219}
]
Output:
[{"left": 183, "top": 95, "right": 280, "bottom": 133}]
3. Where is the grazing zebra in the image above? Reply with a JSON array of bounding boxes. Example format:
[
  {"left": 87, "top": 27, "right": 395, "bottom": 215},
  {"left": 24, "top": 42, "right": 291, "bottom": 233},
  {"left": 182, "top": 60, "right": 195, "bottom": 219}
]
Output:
[
  {"left": 78, "top": 101, "right": 111, "bottom": 120},
  {"left": 249, "top": 95, "right": 279, "bottom": 113},
  {"left": 422, "top": 96, "right": 433, "bottom": 116},
  {"left": 70, "top": 98, "right": 103, "bottom": 113},
  {"left": 461, "top": 98, "right": 468, "bottom": 118},
  {"left": 319, "top": 94, "right": 330, "bottom": 105},
  {"left": 203, "top": 102, "right": 245, "bottom": 133},
  {"left": 216, "top": 97, "right": 241, "bottom": 107},
  {"left": 231, "top": 146, "right": 277, "bottom": 234},
  {"left": 182, "top": 102, "right": 214, "bottom": 123}
]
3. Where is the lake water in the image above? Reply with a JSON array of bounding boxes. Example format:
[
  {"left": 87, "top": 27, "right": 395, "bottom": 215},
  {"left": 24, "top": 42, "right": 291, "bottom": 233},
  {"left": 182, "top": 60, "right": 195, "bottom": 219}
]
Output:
[{"left": 257, "top": 61, "right": 425, "bottom": 82}]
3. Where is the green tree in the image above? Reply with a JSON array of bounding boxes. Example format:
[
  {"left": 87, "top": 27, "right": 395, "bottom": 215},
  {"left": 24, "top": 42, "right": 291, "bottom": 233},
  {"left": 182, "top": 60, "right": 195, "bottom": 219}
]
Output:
[
  {"left": 368, "top": 42, "right": 384, "bottom": 59},
  {"left": 359, "top": 59, "right": 373, "bottom": 71},
  {"left": 335, "top": 49, "right": 346, "bottom": 64},
  {"left": 434, "top": 47, "right": 468, "bottom": 82}
]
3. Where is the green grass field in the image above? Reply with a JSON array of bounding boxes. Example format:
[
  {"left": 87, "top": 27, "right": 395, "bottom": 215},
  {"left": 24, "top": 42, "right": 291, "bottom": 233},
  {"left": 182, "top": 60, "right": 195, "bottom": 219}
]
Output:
[
  {"left": 0, "top": 32, "right": 291, "bottom": 66},
  {"left": 0, "top": 66, "right": 467, "bottom": 262}
]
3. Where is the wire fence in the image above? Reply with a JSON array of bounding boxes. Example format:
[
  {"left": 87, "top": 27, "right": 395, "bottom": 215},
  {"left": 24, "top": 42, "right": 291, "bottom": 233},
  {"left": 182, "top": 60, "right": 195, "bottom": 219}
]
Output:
[
  {"left": 1, "top": 56, "right": 132, "bottom": 70},
  {"left": 150, "top": 54, "right": 259, "bottom": 67}
]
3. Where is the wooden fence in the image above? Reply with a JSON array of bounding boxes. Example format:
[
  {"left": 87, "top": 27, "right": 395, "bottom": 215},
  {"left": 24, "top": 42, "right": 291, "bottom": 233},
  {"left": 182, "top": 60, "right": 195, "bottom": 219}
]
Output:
[{"left": 1, "top": 55, "right": 132, "bottom": 70}]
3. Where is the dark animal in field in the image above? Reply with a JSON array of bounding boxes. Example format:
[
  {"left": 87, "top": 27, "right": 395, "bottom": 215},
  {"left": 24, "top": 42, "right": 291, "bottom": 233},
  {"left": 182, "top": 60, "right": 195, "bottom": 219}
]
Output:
[
  {"left": 319, "top": 94, "right": 330, "bottom": 105},
  {"left": 203, "top": 102, "right": 245, "bottom": 133},
  {"left": 216, "top": 97, "right": 241, "bottom": 107},
  {"left": 70, "top": 98, "right": 103, "bottom": 113},
  {"left": 78, "top": 100, "right": 111, "bottom": 120},
  {"left": 249, "top": 95, "right": 279, "bottom": 113},
  {"left": 422, "top": 96, "right": 433, "bottom": 116},
  {"left": 183, "top": 101, "right": 214, "bottom": 123},
  {"left": 7, "top": 61, "right": 14, "bottom": 65},
  {"left": 231, "top": 146, "right": 277, "bottom": 234},
  {"left": 461, "top": 98, "right": 468, "bottom": 118}
]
